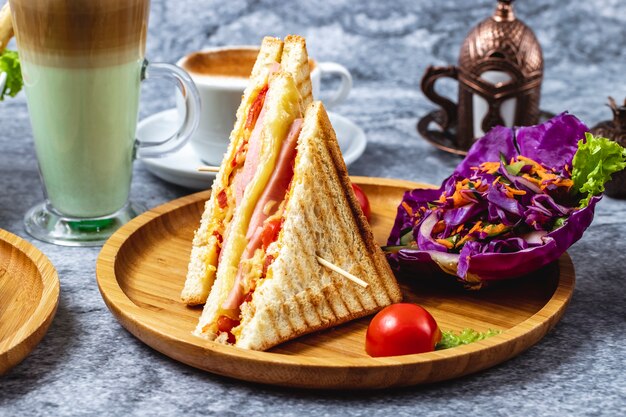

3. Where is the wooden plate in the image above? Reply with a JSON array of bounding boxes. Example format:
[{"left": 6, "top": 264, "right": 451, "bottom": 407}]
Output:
[
  {"left": 0, "top": 229, "right": 60, "bottom": 375},
  {"left": 96, "top": 176, "right": 575, "bottom": 389}
]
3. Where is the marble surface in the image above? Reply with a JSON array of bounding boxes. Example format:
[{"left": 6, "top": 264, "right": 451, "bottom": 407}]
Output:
[{"left": 1, "top": 0, "right": 625, "bottom": 415}]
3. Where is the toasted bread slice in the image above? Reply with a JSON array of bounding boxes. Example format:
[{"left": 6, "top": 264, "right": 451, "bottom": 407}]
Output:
[
  {"left": 280, "top": 35, "right": 313, "bottom": 109},
  {"left": 196, "top": 101, "right": 402, "bottom": 350}
]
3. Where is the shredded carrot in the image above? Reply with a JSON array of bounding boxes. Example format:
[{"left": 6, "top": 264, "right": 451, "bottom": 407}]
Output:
[
  {"left": 536, "top": 170, "right": 557, "bottom": 182},
  {"left": 504, "top": 184, "right": 527, "bottom": 196},
  {"left": 432, "top": 220, "right": 446, "bottom": 235},
  {"left": 531, "top": 168, "right": 575, "bottom": 191},
  {"left": 522, "top": 173, "right": 542, "bottom": 186},
  {"left": 451, "top": 221, "right": 483, "bottom": 249},
  {"left": 554, "top": 178, "right": 574, "bottom": 189},
  {"left": 452, "top": 191, "right": 467, "bottom": 207},
  {"left": 468, "top": 221, "right": 482, "bottom": 234},
  {"left": 517, "top": 155, "right": 541, "bottom": 167},
  {"left": 480, "top": 161, "right": 501, "bottom": 174},
  {"left": 449, "top": 180, "right": 477, "bottom": 207},
  {"left": 436, "top": 238, "right": 454, "bottom": 249},
  {"left": 517, "top": 155, "right": 545, "bottom": 175},
  {"left": 468, "top": 179, "right": 487, "bottom": 193},
  {"left": 455, "top": 234, "right": 475, "bottom": 248},
  {"left": 483, "top": 223, "right": 508, "bottom": 235},
  {"left": 401, "top": 201, "right": 413, "bottom": 217}
]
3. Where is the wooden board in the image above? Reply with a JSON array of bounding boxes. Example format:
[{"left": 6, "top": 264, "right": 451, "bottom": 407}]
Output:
[
  {"left": 96, "top": 176, "right": 575, "bottom": 389},
  {"left": 0, "top": 229, "right": 60, "bottom": 375}
]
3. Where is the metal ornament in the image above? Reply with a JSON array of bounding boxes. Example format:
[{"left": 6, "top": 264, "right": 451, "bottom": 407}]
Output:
[{"left": 420, "top": 0, "right": 544, "bottom": 151}]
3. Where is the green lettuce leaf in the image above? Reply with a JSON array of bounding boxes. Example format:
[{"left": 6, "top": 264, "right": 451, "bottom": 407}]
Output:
[
  {"left": 0, "top": 49, "right": 23, "bottom": 101},
  {"left": 436, "top": 328, "right": 501, "bottom": 350},
  {"left": 571, "top": 133, "right": 626, "bottom": 207}
]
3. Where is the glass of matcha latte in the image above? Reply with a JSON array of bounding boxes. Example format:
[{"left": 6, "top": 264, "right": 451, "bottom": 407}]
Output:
[{"left": 9, "top": 0, "right": 200, "bottom": 246}]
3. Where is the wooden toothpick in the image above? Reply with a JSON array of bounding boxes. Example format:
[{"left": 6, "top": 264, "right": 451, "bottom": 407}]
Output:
[
  {"left": 316, "top": 255, "right": 369, "bottom": 288},
  {"left": 197, "top": 165, "right": 220, "bottom": 173}
]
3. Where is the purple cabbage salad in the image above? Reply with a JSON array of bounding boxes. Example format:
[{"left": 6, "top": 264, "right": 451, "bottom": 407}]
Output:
[{"left": 386, "top": 113, "right": 626, "bottom": 288}]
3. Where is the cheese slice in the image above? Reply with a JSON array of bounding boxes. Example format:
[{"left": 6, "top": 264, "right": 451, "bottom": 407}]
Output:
[{"left": 197, "top": 73, "right": 302, "bottom": 330}]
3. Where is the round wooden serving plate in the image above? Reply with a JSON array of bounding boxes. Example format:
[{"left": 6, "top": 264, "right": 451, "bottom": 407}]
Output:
[
  {"left": 96, "top": 176, "right": 575, "bottom": 389},
  {"left": 0, "top": 229, "right": 60, "bottom": 375}
]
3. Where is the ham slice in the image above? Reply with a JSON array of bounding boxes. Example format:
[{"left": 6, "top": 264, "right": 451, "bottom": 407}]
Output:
[
  {"left": 246, "top": 118, "right": 303, "bottom": 244},
  {"left": 234, "top": 63, "right": 280, "bottom": 205},
  {"left": 222, "top": 118, "right": 303, "bottom": 310}
]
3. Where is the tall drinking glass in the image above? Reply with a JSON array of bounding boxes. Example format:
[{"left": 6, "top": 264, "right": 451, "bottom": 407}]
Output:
[{"left": 9, "top": 0, "right": 200, "bottom": 246}]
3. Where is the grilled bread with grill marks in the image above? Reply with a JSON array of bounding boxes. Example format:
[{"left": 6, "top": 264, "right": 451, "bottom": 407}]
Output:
[
  {"left": 195, "top": 101, "right": 402, "bottom": 350},
  {"left": 280, "top": 35, "right": 313, "bottom": 109}
]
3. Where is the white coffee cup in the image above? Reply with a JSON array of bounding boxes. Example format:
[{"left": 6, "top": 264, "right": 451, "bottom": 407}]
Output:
[{"left": 176, "top": 46, "right": 352, "bottom": 165}]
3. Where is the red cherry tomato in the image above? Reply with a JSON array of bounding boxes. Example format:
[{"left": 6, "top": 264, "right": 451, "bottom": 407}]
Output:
[
  {"left": 352, "top": 183, "right": 371, "bottom": 221},
  {"left": 365, "top": 303, "right": 441, "bottom": 357},
  {"left": 216, "top": 315, "right": 240, "bottom": 333}
]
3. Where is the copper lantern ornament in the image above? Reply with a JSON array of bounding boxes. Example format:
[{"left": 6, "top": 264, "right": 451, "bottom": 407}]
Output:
[{"left": 420, "top": 0, "right": 544, "bottom": 151}]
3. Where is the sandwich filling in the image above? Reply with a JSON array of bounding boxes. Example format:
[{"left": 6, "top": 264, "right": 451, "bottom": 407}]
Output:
[
  {"left": 214, "top": 118, "right": 302, "bottom": 343},
  {"left": 201, "top": 71, "right": 304, "bottom": 343},
  {"left": 200, "top": 65, "right": 279, "bottom": 287},
  {"left": 224, "top": 118, "right": 302, "bottom": 308}
]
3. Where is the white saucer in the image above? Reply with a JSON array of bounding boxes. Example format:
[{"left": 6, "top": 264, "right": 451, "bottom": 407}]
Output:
[{"left": 139, "top": 108, "right": 367, "bottom": 190}]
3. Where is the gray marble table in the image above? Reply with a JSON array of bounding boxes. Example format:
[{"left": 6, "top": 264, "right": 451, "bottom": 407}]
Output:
[{"left": 1, "top": 1, "right": 625, "bottom": 416}]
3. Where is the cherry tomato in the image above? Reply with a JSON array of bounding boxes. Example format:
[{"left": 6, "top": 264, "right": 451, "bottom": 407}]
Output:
[
  {"left": 217, "top": 315, "right": 240, "bottom": 344},
  {"left": 365, "top": 303, "right": 441, "bottom": 357},
  {"left": 352, "top": 183, "right": 371, "bottom": 221},
  {"left": 216, "top": 315, "right": 240, "bottom": 333}
]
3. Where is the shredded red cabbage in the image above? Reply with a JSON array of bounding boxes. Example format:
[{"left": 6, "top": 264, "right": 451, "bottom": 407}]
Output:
[{"left": 387, "top": 113, "right": 600, "bottom": 288}]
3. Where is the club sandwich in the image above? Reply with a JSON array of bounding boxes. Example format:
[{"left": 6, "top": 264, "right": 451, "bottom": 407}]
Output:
[{"left": 183, "top": 35, "right": 402, "bottom": 351}]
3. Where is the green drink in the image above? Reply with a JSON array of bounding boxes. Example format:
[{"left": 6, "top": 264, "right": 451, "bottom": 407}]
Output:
[
  {"left": 23, "top": 60, "right": 141, "bottom": 218},
  {"left": 10, "top": 0, "right": 200, "bottom": 246}
]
